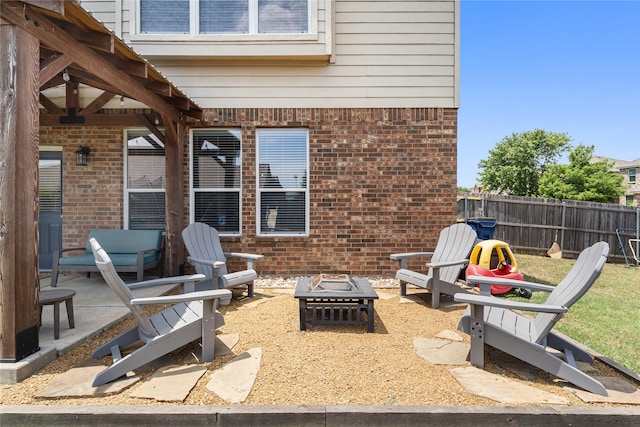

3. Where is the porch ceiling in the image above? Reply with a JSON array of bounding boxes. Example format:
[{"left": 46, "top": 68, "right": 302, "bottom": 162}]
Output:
[{"left": 1, "top": 0, "right": 202, "bottom": 126}]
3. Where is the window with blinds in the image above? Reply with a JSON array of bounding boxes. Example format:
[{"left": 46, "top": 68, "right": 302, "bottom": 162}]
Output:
[
  {"left": 39, "top": 159, "right": 61, "bottom": 213},
  {"left": 140, "top": 0, "right": 308, "bottom": 35},
  {"left": 125, "top": 130, "right": 166, "bottom": 230},
  {"left": 257, "top": 129, "right": 308, "bottom": 236},
  {"left": 191, "top": 129, "right": 242, "bottom": 235}
]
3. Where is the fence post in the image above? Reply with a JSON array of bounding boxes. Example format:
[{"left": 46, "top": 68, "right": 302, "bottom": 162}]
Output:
[
  {"left": 560, "top": 200, "right": 567, "bottom": 253},
  {"left": 464, "top": 193, "right": 469, "bottom": 222},
  {"left": 636, "top": 207, "right": 640, "bottom": 267}
]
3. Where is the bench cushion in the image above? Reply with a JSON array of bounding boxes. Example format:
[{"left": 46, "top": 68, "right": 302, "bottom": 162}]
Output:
[
  {"left": 58, "top": 253, "right": 159, "bottom": 267},
  {"left": 85, "top": 230, "right": 163, "bottom": 255}
]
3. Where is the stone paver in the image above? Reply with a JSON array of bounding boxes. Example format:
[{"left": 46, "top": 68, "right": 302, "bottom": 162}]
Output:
[
  {"left": 242, "top": 294, "right": 283, "bottom": 309},
  {"left": 214, "top": 333, "right": 240, "bottom": 358},
  {"left": 129, "top": 364, "right": 207, "bottom": 402},
  {"left": 271, "top": 288, "right": 295, "bottom": 295},
  {"left": 375, "top": 291, "right": 397, "bottom": 300},
  {"left": 450, "top": 366, "right": 570, "bottom": 405},
  {"left": 399, "top": 295, "right": 424, "bottom": 304},
  {"left": 34, "top": 359, "right": 139, "bottom": 398},
  {"left": 413, "top": 337, "right": 470, "bottom": 366},
  {"left": 435, "top": 329, "right": 464, "bottom": 342},
  {"left": 207, "top": 348, "right": 262, "bottom": 404},
  {"left": 488, "top": 350, "right": 539, "bottom": 380},
  {"left": 568, "top": 376, "right": 640, "bottom": 405}
]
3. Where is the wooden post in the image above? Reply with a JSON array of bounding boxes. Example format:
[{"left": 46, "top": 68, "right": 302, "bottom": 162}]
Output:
[
  {"left": 163, "top": 118, "right": 185, "bottom": 277},
  {"left": 0, "top": 23, "right": 41, "bottom": 361}
]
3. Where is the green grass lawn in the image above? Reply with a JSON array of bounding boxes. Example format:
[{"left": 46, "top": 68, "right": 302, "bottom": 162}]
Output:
[{"left": 512, "top": 253, "right": 640, "bottom": 374}]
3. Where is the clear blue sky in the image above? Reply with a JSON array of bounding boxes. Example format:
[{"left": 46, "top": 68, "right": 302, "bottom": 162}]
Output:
[{"left": 458, "top": 0, "right": 640, "bottom": 188}]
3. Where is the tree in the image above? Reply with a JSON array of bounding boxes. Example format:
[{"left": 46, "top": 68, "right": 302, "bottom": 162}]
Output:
[
  {"left": 478, "top": 129, "right": 571, "bottom": 196},
  {"left": 538, "top": 145, "right": 625, "bottom": 203}
]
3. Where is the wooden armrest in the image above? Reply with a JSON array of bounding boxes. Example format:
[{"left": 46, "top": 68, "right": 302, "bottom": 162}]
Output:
[
  {"left": 389, "top": 252, "right": 434, "bottom": 261},
  {"left": 454, "top": 293, "right": 567, "bottom": 314},
  {"left": 131, "top": 288, "right": 232, "bottom": 305},
  {"left": 54, "top": 247, "right": 86, "bottom": 256},
  {"left": 223, "top": 252, "right": 264, "bottom": 260},
  {"left": 466, "top": 275, "right": 555, "bottom": 292},
  {"left": 427, "top": 258, "right": 469, "bottom": 269},
  {"left": 127, "top": 274, "right": 206, "bottom": 290},
  {"left": 223, "top": 252, "right": 263, "bottom": 270},
  {"left": 138, "top": 247, "right": 163, "bottom": 255},
  {"left": 187, "top": 257, "right": 226, "bottom": 270}
]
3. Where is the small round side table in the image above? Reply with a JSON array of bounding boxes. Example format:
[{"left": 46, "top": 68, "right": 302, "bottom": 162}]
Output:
[{"left": 39, "top": 289, "right": 76, "bottom": 339}]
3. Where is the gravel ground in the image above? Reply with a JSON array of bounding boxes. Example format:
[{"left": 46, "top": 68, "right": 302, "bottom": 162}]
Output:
[{"left": 0, "top": 277, "right": 628, "bottom": 407}]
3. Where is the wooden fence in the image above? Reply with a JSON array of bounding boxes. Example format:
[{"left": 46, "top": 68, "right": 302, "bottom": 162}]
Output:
[{"left": 457, "top": 193, "right": 640, "bottom": 265}]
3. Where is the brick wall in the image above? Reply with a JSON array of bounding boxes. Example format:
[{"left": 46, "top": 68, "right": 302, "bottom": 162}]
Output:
[
  {"left": 203, "top": 107, "right": 458, "bottom": 276},
  {"left": 40, "top": 126, "right": 124, "bottom": 249},
  {"left": 41, "top": 107, "right": 458, "bottom": 277}
]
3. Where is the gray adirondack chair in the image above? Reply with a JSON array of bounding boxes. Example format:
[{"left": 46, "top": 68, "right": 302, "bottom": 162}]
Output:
[
  {"left": 455, "top": 241, "right": 610, "bottom": 396},
  {"left": 90, "top": 238, "right": 231, "bottom": 387},
  {"left": 182, "top": 222, "right": 263, "bottom": 297},
  {"left": 390, "top": 223, "right": 477, "bottom": 308}
]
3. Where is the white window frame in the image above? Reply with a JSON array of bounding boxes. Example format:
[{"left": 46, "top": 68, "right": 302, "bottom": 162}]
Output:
[
  {"left": 189, "top": 128, "right": 243, "bottom": 236},
  {"left": 629, "top": 168, "right": 636, "bottom": 184},
  {"left": 256, "top": 128, "right": 309, "bottom": 237},
  {"left": 132, "top": 0, "right": 318, "bottom": 42},
  {"left": 123, "top": 128, "right": 166, "bottom": 231}
]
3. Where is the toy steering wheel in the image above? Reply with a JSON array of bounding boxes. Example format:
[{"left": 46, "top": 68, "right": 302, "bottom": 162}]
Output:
[{"left": 497, "top": 261, "right": 509, "bottom": 271}]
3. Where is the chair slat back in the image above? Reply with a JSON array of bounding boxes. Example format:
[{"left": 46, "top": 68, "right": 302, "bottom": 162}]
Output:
[
  {"left": 182, "top": 223, "right": 229, "bottom": 280},
  {"left": 431, "top": 223, "right": 477, "bottom": 284},
  {"left": 90, "top": 238, "right": 158, "bottom": 340},
  {"left": 532, "top": 241, "right": 609, "bottom": 342}
]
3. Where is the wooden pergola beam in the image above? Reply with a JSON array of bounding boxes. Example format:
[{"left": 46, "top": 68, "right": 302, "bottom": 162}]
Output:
[
  {"left": 80, "top": 90, "right": 117, "bottom": 116},
  {"left": 1, "top": 0, "right": 203, "bottom": 364},
  {"left": 0, "top": 22, "right": 41, "bottom": 363},
  {"left": 1, "top": 1, "right": 184, "bottom": 124},
  {"left": 38, "top": 53, "right": 73, "bottom": 87}
]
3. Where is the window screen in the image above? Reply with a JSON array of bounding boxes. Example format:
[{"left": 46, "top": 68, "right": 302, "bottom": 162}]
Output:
[
  {"left": 139, "top": 0, "right": 308, "bottom": 35},
  {"left": 257, "top": 129, "right": 308, "bottom": 235},
  {"left": 140, "top": 0, "right": 190, "bottom": 34},
  {"left": 126, "top": 130, "right": 166, "bottom": 230},
  {"left": 192, "top": 129, "right": 242, "bottom": 234},
  {"left": 258, "top": 0, "right": 308, "bottom": 33},
  {"left": 200, "top": 0, "right": 249, "bottom": 33}
]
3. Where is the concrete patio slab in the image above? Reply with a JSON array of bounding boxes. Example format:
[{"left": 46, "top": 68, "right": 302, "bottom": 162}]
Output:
[
  {"left": 413, "top": 337, "right": 470, "bottom": 366},
  {"left": 129, "top": 364, "right": 207, "bottom": 402},
  {"left": 1, "top": 274, "right": 177, "bottom": 385},
  {"left": 568, "top": 376, "right": 640, "bottom": 405},
  {"left": 34, "top": 358, "right": 139, "bottom": 398},
  {"left": 207, "top": 348, "right": 262, "bottom": 403},
  {"left": 450, "top": 366, "right": 570, "bottom": 405}
]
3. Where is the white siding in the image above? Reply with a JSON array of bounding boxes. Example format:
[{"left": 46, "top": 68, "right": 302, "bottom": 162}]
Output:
[
  {"left": 79, "top": 0, "right": 460, "bottom": 109},
  {"left": 79, "top": 0, "right": 117, "bottom": 31}
]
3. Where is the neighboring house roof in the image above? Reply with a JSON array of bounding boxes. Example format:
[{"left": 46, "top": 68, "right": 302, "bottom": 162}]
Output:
[{"left": 591, "top": 155, "right": 640, "bottom": 171}]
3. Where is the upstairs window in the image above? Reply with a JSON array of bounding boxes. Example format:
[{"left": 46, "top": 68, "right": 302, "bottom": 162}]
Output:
[
  {"left": 140, "top": 0, "right": 309, "bottom": 35},
  {"left": 191, "top": 129, "right": 242, "bottom": 235},
  {"left": 257, "top": 129, "right": 309, "bottom": 236},
  {"left": 629, "top": 168, "right": 636, "bottom": 184},
  {"left": 125, "top": 130, "right": 166, "bottom": 230}
]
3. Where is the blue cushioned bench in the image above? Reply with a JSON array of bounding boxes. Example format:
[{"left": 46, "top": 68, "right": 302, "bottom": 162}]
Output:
[{"left": 51, "top": 229, "right": 164, "bottom": 287}]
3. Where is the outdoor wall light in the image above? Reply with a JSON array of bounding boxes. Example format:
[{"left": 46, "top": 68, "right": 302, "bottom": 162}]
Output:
[{"left": 75, "top": 146, "right": 90, "bottom": 166}]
